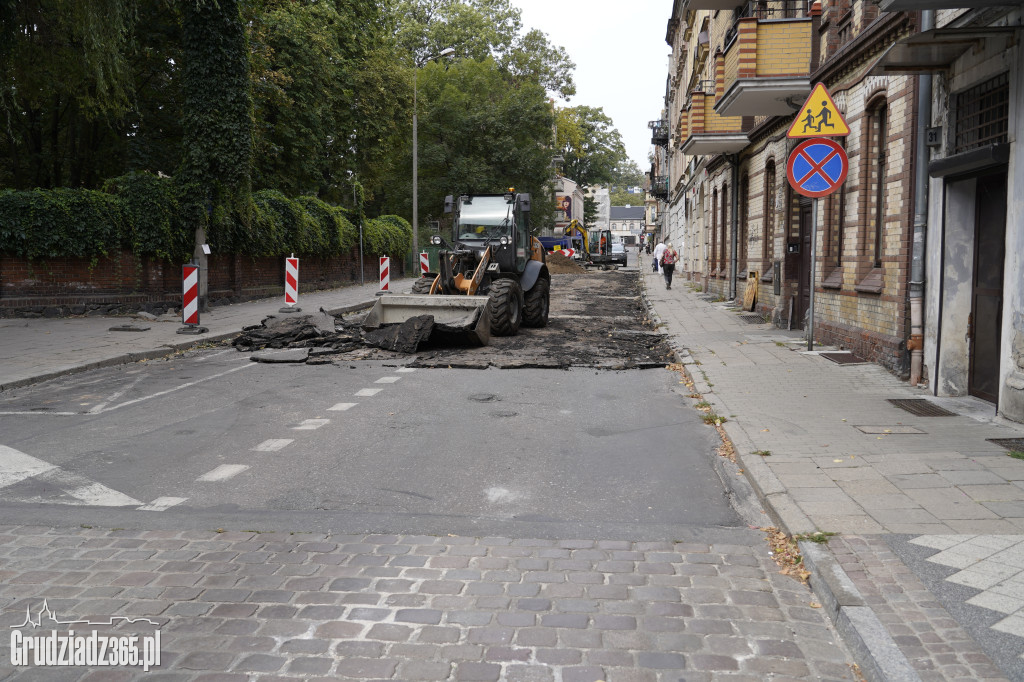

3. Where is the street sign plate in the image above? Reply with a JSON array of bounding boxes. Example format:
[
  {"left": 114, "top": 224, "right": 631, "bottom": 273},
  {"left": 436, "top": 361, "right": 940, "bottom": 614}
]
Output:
[
  {"left": 787, "top": 82, "right": 850, "bottom": 138},
  {"left": 787, "top": 138, "right": 848, "bottom": 198}
]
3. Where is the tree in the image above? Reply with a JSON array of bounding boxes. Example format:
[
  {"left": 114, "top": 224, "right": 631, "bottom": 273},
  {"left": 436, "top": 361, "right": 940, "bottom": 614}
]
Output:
[
  {"left": 178, "top": 0, "right": 253, "bottom": 251},
  {"left": 0, "top": 0, "right": 137, "bottom": 188},
  {"left": 394, "top": 0, "right": 574, "bottom": 98},
  {"left": 378, "top": 57, "right": 555, "bottom": 248},
  {"left": 556, "top": 105, "right": 628, "bottom": 190},
  {"left": 245, "top": 0, "right": 406, "bottom": 204}
]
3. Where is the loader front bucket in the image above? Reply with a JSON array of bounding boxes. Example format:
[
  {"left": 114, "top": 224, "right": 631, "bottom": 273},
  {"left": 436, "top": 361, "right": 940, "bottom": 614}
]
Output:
[{"left": 362, "top": 294, "right": 491, "bottom": 347}]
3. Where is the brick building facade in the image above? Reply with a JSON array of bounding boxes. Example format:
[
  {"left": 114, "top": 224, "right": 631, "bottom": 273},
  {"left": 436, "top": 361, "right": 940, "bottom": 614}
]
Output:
[{"left": 659, "top": 0, "right": 918, "bottom": 376}]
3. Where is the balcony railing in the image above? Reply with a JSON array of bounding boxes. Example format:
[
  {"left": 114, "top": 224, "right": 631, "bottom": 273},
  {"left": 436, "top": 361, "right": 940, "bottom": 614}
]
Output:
[
  {"left": 649, "top": 119, "right": 669, "bottom": 146},
  {"left": 650, "top": 176, "right": 669, "bottom": 199}
]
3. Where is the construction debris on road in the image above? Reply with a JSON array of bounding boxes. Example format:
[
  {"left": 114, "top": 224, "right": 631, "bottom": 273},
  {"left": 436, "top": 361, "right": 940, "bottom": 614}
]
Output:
[{"left": 229, "top": 272, "right": 674, "bottom": 369}]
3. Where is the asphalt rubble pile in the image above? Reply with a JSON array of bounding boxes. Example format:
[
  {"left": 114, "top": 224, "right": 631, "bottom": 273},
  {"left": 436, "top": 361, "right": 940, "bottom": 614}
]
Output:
[{"left": 231, "top": 308, "right": 456, "bottom": 362}]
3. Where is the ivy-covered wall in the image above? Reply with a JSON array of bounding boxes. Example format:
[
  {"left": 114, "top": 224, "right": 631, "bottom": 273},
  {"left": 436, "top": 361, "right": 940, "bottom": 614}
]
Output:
[{"left": 0, "top": 174, "right": 411, "bottom": 316}]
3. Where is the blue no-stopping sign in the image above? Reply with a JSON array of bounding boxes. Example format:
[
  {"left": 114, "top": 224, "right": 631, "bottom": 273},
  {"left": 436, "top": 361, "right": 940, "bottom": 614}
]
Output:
[{"left": 787, "top": 138, "right": 848, "bottom": 198}]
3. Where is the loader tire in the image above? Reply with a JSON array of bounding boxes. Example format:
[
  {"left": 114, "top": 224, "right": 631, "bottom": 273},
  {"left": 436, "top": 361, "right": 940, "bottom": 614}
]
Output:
[
  {"left": 522, "top": 275, "right": 549, "bottom": 328},
  {"left": 487, "top": 278, "right": 523, "bottom": 336},
  {"left": 411, "top": 277, "right": 434, "bottom": 295}
]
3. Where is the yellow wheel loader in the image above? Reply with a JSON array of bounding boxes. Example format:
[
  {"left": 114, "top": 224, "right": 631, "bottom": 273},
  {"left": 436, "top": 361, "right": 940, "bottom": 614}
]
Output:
[{"left": 362, "top": 190, "right": 550, "bottom": 347}]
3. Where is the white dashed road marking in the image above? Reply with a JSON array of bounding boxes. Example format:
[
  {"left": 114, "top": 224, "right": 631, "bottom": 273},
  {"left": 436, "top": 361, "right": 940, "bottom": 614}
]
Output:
[
  {"left": 374, "top": 377, "right": 401, "bottom": 384},
  {"left": 355, "top": 388, "right": 383, "bottom": 397},
  {"left": 252, "top": 439, "right": 293, "bottom": 452},
  {"left": 292, "top": 419, "right": 330, "bottom": 430},
  {"left": 197, "top": 465, "right": 250, "bottom": 482},
  {"left": 137, "top": 497, "right": 187, "bottom": 511},
  {"left": 396, "top": 368, "right": 417, "bottom": 373},
  {"left": 328, "top": 403, "right": 358, "bottom": 411}
]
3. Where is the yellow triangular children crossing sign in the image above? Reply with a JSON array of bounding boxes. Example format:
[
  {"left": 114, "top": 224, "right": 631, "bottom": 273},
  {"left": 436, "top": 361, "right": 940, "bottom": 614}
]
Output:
[{"left": 787, "top": 83, "right": 850, "bottom": 138}]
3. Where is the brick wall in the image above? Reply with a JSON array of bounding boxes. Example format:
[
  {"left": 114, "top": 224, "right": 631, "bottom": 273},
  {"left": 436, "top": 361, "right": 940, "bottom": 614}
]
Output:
[
  {"left": 0, "top": 247, "right": 404, "bottom": 317},
  {"left": 756, "top": 21, "right": 812, "bottom": 76}
]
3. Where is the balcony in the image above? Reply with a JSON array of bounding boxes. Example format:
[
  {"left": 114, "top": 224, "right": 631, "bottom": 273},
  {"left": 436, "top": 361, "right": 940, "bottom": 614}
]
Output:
[
  {"left": 687, "top": 0, "right": 745, "bottom": 9},
  {"left": 879, "top": 0, "right": 1021, "bottom": 9},
  {"left": 650, "top": 175, "right": 669, "bottom": 200},
  {"left": 680, "top": 83, "right": 748, "bottom": 157},
  {"left": 649, "top": 119, "right": 669, "bottom": 147},
  {"left": 713, "top": 2, "right": 814, "bottom": 117}
]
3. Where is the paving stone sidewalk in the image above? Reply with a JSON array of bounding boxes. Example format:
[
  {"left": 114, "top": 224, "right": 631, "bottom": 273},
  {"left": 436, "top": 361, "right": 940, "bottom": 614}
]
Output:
[
  {"left": 0, "top": 277, "right": 413, "bottom": 391},
  {"left": 639, "top": 258, "right": 1024, "bottom": 680},
  {"left": 0, "top": 526, "right": 859, "bottom": 681}
]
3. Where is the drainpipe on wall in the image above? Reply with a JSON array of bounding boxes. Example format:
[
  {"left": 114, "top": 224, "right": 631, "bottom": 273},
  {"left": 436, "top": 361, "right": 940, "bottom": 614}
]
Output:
[
  {"left": 729, "top": 154, "right": 739, "bottom": 300},
  {"left": 909, "top": 10, "right": 934, "bottom": 386}
]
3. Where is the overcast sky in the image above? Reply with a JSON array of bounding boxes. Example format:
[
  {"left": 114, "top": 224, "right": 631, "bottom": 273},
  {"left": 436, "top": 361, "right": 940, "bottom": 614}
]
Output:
[{"left": 512, "top": 0, "right": 672, "bottom": 172}]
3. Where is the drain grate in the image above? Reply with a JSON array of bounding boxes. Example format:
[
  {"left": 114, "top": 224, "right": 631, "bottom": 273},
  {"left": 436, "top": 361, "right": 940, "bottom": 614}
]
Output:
[
  {"left": 988, "top": 438, "right": 1024, "bottom": 451},
  {"left": 738, "top": 314, "right": 769, "bottom": 325},
  {"left": 887, "top": 398, "right": 957, "bottom": 417},
  {"left": 819, "top": 352, "right": 867, "bottom": 365}
]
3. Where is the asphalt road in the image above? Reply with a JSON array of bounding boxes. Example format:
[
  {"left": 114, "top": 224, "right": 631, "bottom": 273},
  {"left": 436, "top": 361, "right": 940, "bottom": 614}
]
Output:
[{"left": 0, "top": 348, "right": 742, "bottom": 539}]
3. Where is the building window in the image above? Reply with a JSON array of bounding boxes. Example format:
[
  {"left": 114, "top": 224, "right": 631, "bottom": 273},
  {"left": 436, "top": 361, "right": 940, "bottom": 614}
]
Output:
[
  {"left": 763, "top": 160, "right": 776, "bottom": 265},
  {"left": 719, "top": 183, "right": 728, "bottom": 275},
  {"left": 711, "top": 188, "right": 718, "bottom": 272},
  {"left": 954, "top": 72, "right": 1009, "bottom": 154},
  {"left": 826, "top": 141, "right": 846, "bottom": 269},
  {"left": 865, "top": 100, "right": 887, "bottom": 270},
  {"left": 738, "top": 172, "right": 749, "bottom": 274}
]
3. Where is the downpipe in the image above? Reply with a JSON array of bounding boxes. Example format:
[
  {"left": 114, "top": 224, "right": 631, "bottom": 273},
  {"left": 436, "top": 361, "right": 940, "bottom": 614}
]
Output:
[{"left": 909, "top": 10, "right": 934, "bottom": 386}]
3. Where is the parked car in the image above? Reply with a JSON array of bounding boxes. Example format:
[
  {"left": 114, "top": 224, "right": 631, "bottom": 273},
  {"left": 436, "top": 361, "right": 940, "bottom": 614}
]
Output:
[{"left": 611, "top": 242, "right": 627, "bottom": 266}]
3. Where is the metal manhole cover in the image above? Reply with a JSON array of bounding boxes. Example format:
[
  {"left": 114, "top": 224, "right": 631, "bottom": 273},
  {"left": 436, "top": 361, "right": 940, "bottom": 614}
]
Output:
[
  {"left": 988, "top": 438, "right": 1024, "bottom": 451},
  {"left": 820, "top": 352, "right": 867, "bottom": 365},
  {"left": 737, "top": 314, "right": 768, "bottom": 325},
  {"left": 887, "top": 398, "right": 957, "bottom": 417}
]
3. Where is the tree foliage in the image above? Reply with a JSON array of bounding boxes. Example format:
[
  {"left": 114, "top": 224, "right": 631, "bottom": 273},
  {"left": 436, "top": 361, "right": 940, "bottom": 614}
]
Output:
[
  {"left": 0, "top": 0, "right": 643, "bottom": 261},
  {"left": 378, "top": 57, "right": 555, "bottom": 248},
  {"left": 556, "top": 105, "right": 629, "bottom": 190}
]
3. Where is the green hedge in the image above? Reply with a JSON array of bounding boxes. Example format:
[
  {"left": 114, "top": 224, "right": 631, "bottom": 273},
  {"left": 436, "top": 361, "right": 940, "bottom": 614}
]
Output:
[
  {"left": 0, "top": 180, "right": 409, "bottom": 261},
  {"left": 104, "top": 172, "right": 192, "bottom": 262},
  {"left": 0, "top": 188, "right": 128, "bottom": 261}
]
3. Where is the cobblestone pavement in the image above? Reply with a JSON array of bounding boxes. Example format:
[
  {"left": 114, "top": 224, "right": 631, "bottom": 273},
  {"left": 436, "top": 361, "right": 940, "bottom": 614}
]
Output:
[{"left": 0, "top": 525, "right": 860, "bottom": 681}]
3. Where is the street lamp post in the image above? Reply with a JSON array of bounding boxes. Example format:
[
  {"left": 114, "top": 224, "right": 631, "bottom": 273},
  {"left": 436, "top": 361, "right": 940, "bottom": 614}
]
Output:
[{"left": 413, "top": 47, "right": 454, "bottom": 262}]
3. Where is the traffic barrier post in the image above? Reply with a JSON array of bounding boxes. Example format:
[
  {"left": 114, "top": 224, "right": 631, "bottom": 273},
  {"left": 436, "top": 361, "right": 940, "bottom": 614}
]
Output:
[{"left": 280, "top": 255, "right": 302, "bottom": 313}]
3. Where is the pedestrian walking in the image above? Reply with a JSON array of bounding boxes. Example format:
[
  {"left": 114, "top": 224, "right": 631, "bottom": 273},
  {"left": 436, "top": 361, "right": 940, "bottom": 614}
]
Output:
[
  {"left": 652, "top": 241, "right": 666, "bottom": 273},
  {"left": 661, "top": 242, "right": 678, "bottom": 289}
]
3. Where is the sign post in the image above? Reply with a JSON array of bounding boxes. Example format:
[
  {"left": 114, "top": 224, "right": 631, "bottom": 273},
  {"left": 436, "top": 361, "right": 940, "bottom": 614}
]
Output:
[{"left": 786, "top": 83, "right": 850, "bottom": 351}]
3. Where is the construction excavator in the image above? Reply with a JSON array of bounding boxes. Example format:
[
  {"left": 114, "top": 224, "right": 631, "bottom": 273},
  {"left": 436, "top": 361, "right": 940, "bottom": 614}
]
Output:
[{"left": 362, "top": 190, "right": 550, "bottom": 347}]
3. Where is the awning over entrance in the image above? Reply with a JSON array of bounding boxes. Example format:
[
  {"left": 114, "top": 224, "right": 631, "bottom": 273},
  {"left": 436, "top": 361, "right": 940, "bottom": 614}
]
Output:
[{"left": 869, "top": 27, "right": 1017, "bottom": 76}]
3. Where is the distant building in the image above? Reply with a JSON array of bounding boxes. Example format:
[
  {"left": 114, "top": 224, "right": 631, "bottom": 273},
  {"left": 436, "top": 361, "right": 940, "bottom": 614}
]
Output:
[
  {"left": 586, "top": 186, "right": 610, "bottom": 230},
  {"left": 552, "top": 176, "right": 585, "bottom": 235},
  {"left": 610, "top": 206, "right": 644, "bottom": 245}
]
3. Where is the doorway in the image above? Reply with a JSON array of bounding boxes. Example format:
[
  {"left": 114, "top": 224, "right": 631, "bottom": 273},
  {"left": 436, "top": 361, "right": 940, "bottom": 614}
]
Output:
[{"left": 969, "top": 169, "right": 1007, "bottom": 403}]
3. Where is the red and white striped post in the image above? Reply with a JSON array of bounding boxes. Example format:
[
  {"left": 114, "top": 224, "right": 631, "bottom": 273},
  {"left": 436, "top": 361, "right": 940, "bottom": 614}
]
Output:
[
  {"left": 420, "top": 252, "right": 430, "bottom": 276},
  {"left": 176, "top": 263, "right": 207, "bottom": 334},
  {"left": 285, "top": 257, "right": 299, "bottom": 305},
  {"left": 280, "top": 255, "right": 301, "bottom": 312},
  {"left": 379, "top": 256, "right": 390, "bottom": 291},
  {"left": 182, "top": 264, "right": 199, "bottom": 325}
]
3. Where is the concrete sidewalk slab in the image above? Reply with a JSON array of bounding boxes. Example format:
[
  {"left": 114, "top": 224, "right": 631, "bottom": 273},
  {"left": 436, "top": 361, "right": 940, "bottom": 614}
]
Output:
[
  {"left": 639, "top": 252, "right": 1023, "bottom": 681},
  {"left": 0, "top": 278, "right": 413, "bottom": 391}
]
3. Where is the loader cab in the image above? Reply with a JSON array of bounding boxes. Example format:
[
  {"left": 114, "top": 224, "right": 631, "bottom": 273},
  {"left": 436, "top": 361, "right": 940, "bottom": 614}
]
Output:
[{"left": 445, "top": 192, "right": 531, "bottom": 273}]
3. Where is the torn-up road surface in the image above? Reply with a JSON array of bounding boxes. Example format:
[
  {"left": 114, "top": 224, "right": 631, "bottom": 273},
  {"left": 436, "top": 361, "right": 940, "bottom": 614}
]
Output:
[{"left": 231, "top": 271, "right": 673, "bottom": 369}]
